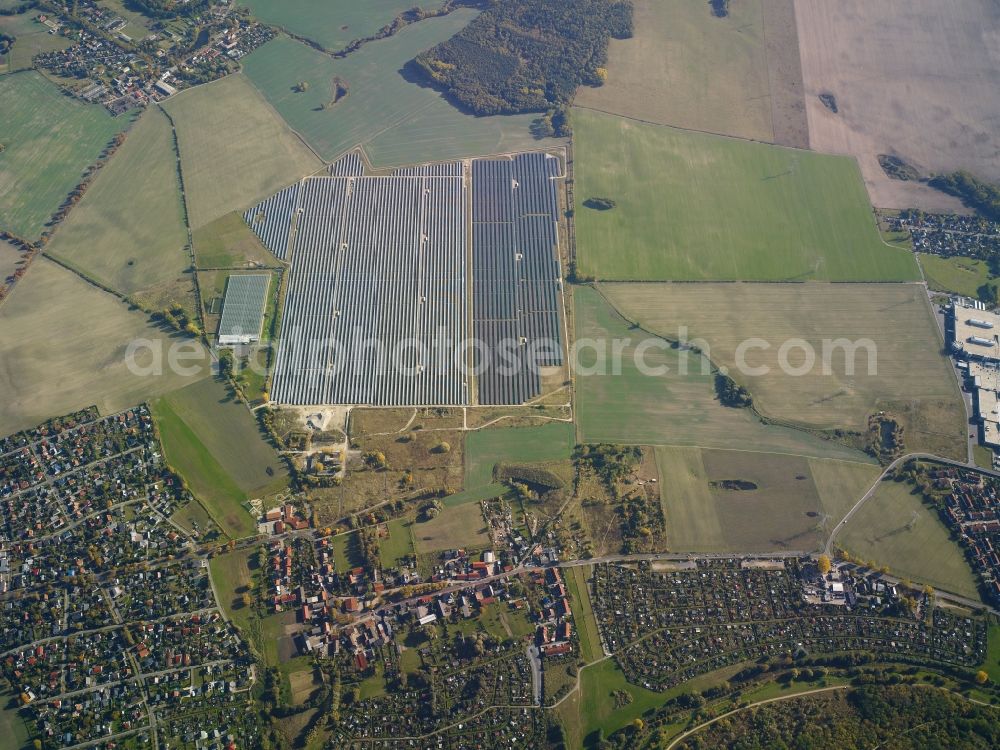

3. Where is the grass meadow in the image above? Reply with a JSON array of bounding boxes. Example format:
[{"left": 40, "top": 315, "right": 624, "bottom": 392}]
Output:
[
  {"left": 464, "top": 423, "right": 575, "bottom": 489},
  {"left": 0, "top": 13, "right": 72, "bottom": 73},
  {"left": 565, "top": 565, "right": 603, "bottom": 663},
  {"left": 0, "top": 72, "right": 127, "bottom": 240},
  {"left": 920, "top": 253, "right": 999, "bottom": 300},
  {"left": 655, "top": 447, "right": 880, "bottom": 553},
  {"left": 193, "top": 211, "right": 281, "bottom": 268},
  {"left": 574, "top": 0, "right": 773, "bottom": 141},
  {"left": 839, "top": 477, "right": 980, "bottom": 599},
  {"left": 572, "top": 286, "right": 868, "bottom": 459},
  {"left": 572, "top": 109, "right": 918, "bottom": 282},
  {"left": 152, "top": 377, "right": 288, "bottom": 538},
  {"left": 379, "top": 517, "right": 415, "bottom": 567},
  {"left": 45, "top": 107, "right": 189, "bottom": 296},
  {"left": 162, "top": 74, "right": 322, "bottom": 229},
  {"left": 240, "top": 0, "right": 444, "bottom": 52},
  {"left": 241, "top": 19, "right": 543, "bottom": 166},
  {"left": 412, "top": 502, "right": 490, "bottom": 554},
  {"left": 600, "top": 282, "right": 967, "bottom": 457},
  {"left": 0, "top": 259, "right": 209, "bottom": 436}
]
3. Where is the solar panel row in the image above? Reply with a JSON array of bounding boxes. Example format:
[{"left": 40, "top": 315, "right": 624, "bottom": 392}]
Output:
[
  {"left": 270, "top": 173, "right": 469, "bottom": 406},
  {"left": 243, "top": 182, "right": 301, "bottom": 260},
  {"left": 392, "top": 162, "right": 463, "bottom": 177},
  {"left": 329, "top": 150, "right": 366, "bottom": 177},
  {"left": 471, "top": 154, "right": 564, "bottom": 405}
]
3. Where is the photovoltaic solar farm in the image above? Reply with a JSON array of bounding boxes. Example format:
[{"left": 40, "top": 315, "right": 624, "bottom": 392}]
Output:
[
  {"left": 253, "top": 151, "right": 565, "bottom": 407},
  {"left": 472, "top": 153, "right": 565, "bottom": 404}
]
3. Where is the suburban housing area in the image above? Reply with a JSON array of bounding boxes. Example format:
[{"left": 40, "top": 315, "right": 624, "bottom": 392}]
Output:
[{"left": 1, "top": 0, "right": 1000, "bottom": 749}]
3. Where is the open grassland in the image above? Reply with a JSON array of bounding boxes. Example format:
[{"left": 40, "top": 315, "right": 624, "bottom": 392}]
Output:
[
  {"left": 155, "top": 377, "right": 288, "bottom": 496},
  {"left": 572, "top": 109, "right": 918, "bottom": 282},
  {"left": 379, "top": 517, "right": 415, "bottom": 568},
  {"left": 241, "top": 18, "right": 543, "bottom": 166},
  {"left": 162, "top": 74, "right": 322, "bottom": 229},
  {"left": 983, "top": 624, "right": 1000, "bottom": 684},
  {"left": 565, "top": 565, "right": 603, "bottom": 663},
  {"left": 839, "top": 477, "right": 980, "bottom": 599},
  {"left": 45, "top": 107, "right": 189, "bottom": 295},
  {"left": 796, "top": 0, "right": 1000, "bottom": 212},
  {"left": 151, "top": 395, "right": 257, "bottom": 539},
  {"left": 920, "top": 254, "right": 998, "bottom": 300},
  {"left": 601, "top": 282, "right": 967, "bottom": 458},
  {"left": 808, "top": 457, "right": 883, "bottom": 530},
  {"left": 412, "top": 502, "right": 489, "bottom": 554},
  {"left": 0, "top": 72, "right": 127, "bottom": 240},
  {"left": 464, "top": 423, "right": 575, "bottom": 489},
  {"left": 573, "top": 286, "right": 870, "bottom": 460},
  {"left": 656, "top": 447, "right": 876, "bottom": 553},
  {"left": 574, "top": 0, "right": 772, "bottom": 141},
  {"left": 193, "top": 211, "right": 281, "bottom": 269},
  {"left": 0, "top": 259, "right": 209, "bottom": 436},
  {"left": 241, "top": 0, "right": 444, "bottom": 52},
  {"left": 0, "top": 12, "right": 72, "bottom": 73}
]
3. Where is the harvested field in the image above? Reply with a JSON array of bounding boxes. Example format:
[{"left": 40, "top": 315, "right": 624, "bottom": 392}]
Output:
[
  {"left": 241, "top": 0, "right": 444, "bottom": 52},
  {"left": 575, "top": 0, "right": 779, "bottom": 143},
  {"left": 0, "top": 72, "right": 126, "bottom": 240},
  {"left": 600, "top": 282, "right": 967, "bottom": 458},
  {"left": 0, "top": 240, "right": 19, "bottom": 283},
  {"left": 241, "top": 18, "right": 544, "bottom": 166},
  {"left": 795, "top": 0, "right": 1000, "bottom": 212},
  {"left": 839, "top": 477, "right": 980, "bottom": 599},
  {"left": 162, "top": 74, "right": 323, "bottom": 230},
  {"left": 656, "top": 447, "right": 868, "bottom": 553},
  {"left": 45, "top": 107, "right": 190, "bottom": 297},
  {"left": 573, "top": 286, "right": 871, "bottom": 460},
  {"left": 808, "top": 458, "right": 882, "bottom": 532},
  {"left": 572, "top": 109, "right": 917, "bottom": 282},
  {"left": 192, "top": 212, "right": 281, "bottom": 269},
  {"left": 412, "top": 501, "right": 489, "bottom": 554},
  {"left": 0, "top": 258, "right": 209, "bottom": 436}
]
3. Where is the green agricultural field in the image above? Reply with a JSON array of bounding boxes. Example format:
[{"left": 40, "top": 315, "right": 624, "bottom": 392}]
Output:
[
  {"left": 162, "top": 73, "right": 323, "bottom": 229},
  {"left": 920, "top": 253, "right": 998, "bottom": 300},
  {"left": 151, "top": 395, "right": 255, "bottom": 539},
  {"left": 464, "top": 423, "right": 575, "bottom": 489},
  {"left": 0, "top": 13, "right": 73, "bottom": 73},
  {"left": 574, "top": 0, "right": 772, "bottom": 141},
  {"left": 573, "top": 286, "right": 871, "bottom": 460},
  {"left": 839, "top": 477, "right": 980, "bottom": 599},
  {"left": 600, "top": 282, "right": 966, "bottom": 458},
  {"left": 572, "top": 109, "right": 919, "bottom": 282},
  {"left": 45, "top": 107, "right": 190, "bottom": 297},
  {"left": 412, "top": 502, "right": 489, "bottom": 554},
  {"left": 155, "top": 377, "right": 289, "bottom": 496},
  {"left": 0, "top": 72, "right": 127, "bottom": 240},
  {"left": 0, "top": 259, "right": 210, "bottom": 436},
  {"left": 241, "top": 0, "right": 444, "bottom": 52},
  {"left": 193, "top": 211, "right": 282, "bottom": 268},
  {"left": 379, "top": 517, "right": 415, "bottom": 568},
  {"left": 241, "top": 18, "right": 543, "bottom": 166},
  {"left": 565, "top": 565, "right": 603, "bottom": 663},
  {"left": 655, "top": 447, "right": 878, "bottom": 553}
]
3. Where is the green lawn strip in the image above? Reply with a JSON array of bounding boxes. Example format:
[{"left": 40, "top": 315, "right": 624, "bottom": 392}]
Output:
[
  {"left": 572, "top": 108, "right": 918, "bottom": 282},
  {"left": 442, "top": 483, "right": 508, "bottom": 508},
  {"left": 983, "top": 623, "right": 1000, "bottom": 684},
  {"left": 565, "top": 565, "right": 603, "bottom": 664},
  {"left": 151, "top": 396, "right": 256, "bottom": 538}
]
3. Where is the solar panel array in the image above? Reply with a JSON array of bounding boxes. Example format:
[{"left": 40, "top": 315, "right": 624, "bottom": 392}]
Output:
[
  {"left": 270, "top": 172, "right": 469, "bottom": 405},
  {"left": 471, "top": 153, "right": 564, "bottom": 405},
  {"left": 392, "top": 162, "right": 463, "bottom": 177},
  {"left": 243, "top": 183, "right": 301, "bottom": 260},
  {"left": 218, "top": 273, "right": 271, "bottom": 344},
  {"left": 329, "top": 150, "right": 366, "bottom": 177}
]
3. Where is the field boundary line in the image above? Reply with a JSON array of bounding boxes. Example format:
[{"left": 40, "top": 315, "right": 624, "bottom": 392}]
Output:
[{"left": 232, "top": 71, "right": 328, "bottom": 166}]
